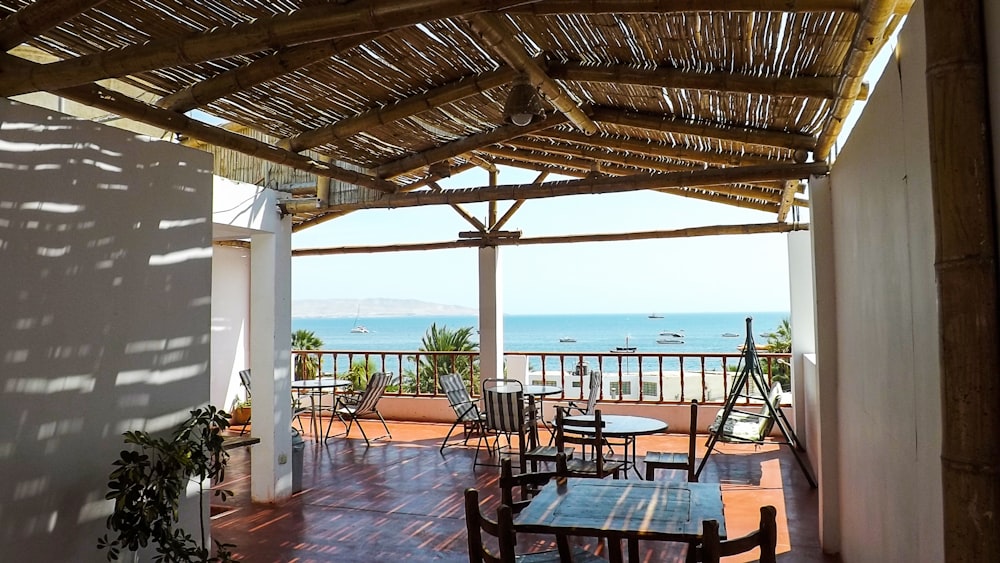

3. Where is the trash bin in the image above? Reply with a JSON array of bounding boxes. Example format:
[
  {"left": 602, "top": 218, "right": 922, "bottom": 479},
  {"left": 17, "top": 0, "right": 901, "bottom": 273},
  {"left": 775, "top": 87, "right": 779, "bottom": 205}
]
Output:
[{"left": 291, "top": 428, "right": 305, "bottom": 493}]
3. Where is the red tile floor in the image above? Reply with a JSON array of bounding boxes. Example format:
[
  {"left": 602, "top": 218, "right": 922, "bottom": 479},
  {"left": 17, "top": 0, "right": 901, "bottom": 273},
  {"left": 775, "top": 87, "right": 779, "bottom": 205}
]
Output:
[{"left": 212, "top": 419, "right": 840, "bottom": 562}]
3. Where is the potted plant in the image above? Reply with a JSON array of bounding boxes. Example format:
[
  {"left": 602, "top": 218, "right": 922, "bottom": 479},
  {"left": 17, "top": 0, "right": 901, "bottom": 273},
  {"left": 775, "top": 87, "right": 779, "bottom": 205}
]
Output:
[
  {"left": 97, "top": 406, "right": 236, "bottom": 562},
  {"left": 230, "top": 397, "right": 251, "bottom": 426}
]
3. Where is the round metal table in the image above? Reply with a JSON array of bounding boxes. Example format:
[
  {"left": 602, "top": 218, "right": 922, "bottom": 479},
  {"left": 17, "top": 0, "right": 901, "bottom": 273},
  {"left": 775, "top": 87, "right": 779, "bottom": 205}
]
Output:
[
  {"left": 291, "top": 378, "right": 352, "bottom": 441},
  {"left": 563, "top": 414, "right": 668, "bottom": 479}
]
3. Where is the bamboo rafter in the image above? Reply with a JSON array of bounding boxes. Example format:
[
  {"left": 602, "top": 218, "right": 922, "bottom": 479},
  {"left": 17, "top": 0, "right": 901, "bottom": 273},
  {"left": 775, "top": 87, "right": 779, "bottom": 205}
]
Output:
[
  {"left": 591, "top": 107, "right": 817, "bottom": 152},
  {"left": 507, "top": 138, "right": 703, "bottom": 173},
  {"left": 465, "top": 12, "right": 598, "bottom": 135},
  {"left": 292, "top": 221, "right": 809, "bottom": 256},
  {"left": 479, "top": 145, "right": 661, "bottom": 175},
  {"left": 776, "top": 180, "right": 801, "bottom": 221},
  {"left": 509, "top": 0, "right": 860, "bottom": 14},
  {"left": 0, "top": 0, "right": 530, "bottom": 96},
  {"left": 0, "top": 0, "right": 107, "bottom": 50},
  {"left": 376, "top": 114, "right": 569, "bottom": 179},
  {"left": 533, "top": 130, "right": 778, "bottom": 166},
  {"left": 278, "top": 67, "right": 518, "bottom": 153}
]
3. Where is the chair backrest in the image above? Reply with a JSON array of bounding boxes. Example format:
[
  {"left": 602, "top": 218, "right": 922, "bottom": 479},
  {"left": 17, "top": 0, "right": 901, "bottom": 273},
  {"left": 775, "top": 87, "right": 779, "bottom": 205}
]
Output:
[
  {"left": 238, "top": 369, "right": 252, "bottom": 399},
  {"left": 354, "top": 372, "right": 390, "bottom": 416},
  {"left": 687, "top": 399, "right": 699, "bottom": 482},
  {"left": 464, "top": 487, "right": 516, "bottom": 563},
  {"left": 499, "top": 456, "right": 559, "bottom": 515},
  {"left": 582, "top": 370, "right": 602, "bottom": 415},
  {"left": 697, "top": 505, "right": 777, "bottom": 563},
  {"left": 482, "top": 379, "right": 525, "bottom": 435},
  {"left": 555, "top": 407, "right": 613, "bottom": 477},
  {"left": 440, "top": 373, "right": 481, "bottom": 422},
  {"left": 756, "top": 383, "right": 784, "bottom": 439},
  {"left": 503, "top": 355, "right": 528, "bottom": 385}
]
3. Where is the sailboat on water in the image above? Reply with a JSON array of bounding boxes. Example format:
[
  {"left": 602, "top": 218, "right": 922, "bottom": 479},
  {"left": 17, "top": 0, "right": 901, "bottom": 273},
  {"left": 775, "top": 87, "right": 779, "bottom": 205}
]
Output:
[
  {"left": 610, "top": 335, "right": 636, "bottom": 354},
  {"left": 349, "top": 304, "right": 369, "bottom": 333}
]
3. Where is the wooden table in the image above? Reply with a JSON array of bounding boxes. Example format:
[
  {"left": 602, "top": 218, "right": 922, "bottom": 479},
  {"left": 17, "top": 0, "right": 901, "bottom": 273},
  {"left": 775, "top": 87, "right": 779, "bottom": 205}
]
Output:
[
  {"left": 514, "top": 478, "right": 726, "bottom": 563},
  {"left": 291, "top": 378, "right": 352, "bottom": 441},
  {"left": 564, "top": 414, "right": 667, "bottom": 478}
]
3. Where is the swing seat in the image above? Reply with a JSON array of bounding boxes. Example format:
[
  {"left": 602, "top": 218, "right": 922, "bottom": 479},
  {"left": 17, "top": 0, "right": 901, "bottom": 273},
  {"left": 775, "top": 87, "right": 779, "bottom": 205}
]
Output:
[{"left": 708, "top": 382, "right": 784, "bottom": 444}]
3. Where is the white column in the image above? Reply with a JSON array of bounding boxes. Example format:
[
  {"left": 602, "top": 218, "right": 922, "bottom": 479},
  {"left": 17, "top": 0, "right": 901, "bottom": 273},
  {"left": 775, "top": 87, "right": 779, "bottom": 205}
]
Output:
[
  {"left": 249, "top": 217, "right": 294, "bottom": 502},
  {"left": 787, "top": 230, "right": 816, "bottom": 440},
  {"left": 478, "top": 246, "right": 504, "bottom": 381}
]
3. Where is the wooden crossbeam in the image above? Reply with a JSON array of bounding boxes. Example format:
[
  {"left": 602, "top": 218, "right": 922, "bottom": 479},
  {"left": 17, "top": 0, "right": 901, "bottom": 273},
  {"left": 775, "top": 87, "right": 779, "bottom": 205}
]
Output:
[
  {"left": 776, "top": 180, "right": 800, "bottom": 221},
  {"left": 291, "top": 222, "right": 809, "bottom": 256},
  {"left": 329, "top": 162, "right": 828, "bottom": 211},
  {"left": 532, "top": 130, "right": 779, "bottom": 166},
  {"left": 157, "top": 34, "right": 378, "bottom": 113},
  {"left": 279, "top": 68, "right": 518, "bottom": 153},
  {"left": 509, "top": 0, "right": 860, "bottom": 14},
  {"left": 0, "top": 0, "right": 107, "bottom": 50},
  {"left": 376, "top": 114, "right": 569, "bottom": 179},
  {"left": 508, "top": 138, "right": 717, "bottom": 173},
  {"left": 549, "top": 63, "right": 839, "bottom": 100},
  {"left": 0, "top": 0, "right": 528, "bottom": 96},
  {"left": 480, "top": 145, "right": 657, "bottom": 175},
  {"left": 591, "top": 107, "right": 817, "bottom": 151},
  {"left": 465, "top": 13, "right": 598, "bottom": 135}
]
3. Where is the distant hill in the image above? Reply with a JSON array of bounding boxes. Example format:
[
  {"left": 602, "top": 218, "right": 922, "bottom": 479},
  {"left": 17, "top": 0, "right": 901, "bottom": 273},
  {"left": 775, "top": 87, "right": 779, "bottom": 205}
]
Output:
[{"left": 292, "top": 298, "right": 477, "bottom": 319}]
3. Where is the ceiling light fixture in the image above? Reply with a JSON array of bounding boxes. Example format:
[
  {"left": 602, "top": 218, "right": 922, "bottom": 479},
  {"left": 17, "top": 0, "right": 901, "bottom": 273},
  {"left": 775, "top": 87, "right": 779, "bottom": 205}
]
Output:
[{"left": 503, "top": 75, "right": 541, "bottom": 126}]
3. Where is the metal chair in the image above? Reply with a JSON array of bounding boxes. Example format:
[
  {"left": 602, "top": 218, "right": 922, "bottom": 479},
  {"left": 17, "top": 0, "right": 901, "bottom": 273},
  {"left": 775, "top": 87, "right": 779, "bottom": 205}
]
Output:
[
  {"left": 439, "top": 372, "right": 487, "bottom": 453},
  {"left": 330, "top": 371, "right": 392, "bottom": 446},
  {"left": 475, "top": 378, "right": 527, "bottom": 468}
]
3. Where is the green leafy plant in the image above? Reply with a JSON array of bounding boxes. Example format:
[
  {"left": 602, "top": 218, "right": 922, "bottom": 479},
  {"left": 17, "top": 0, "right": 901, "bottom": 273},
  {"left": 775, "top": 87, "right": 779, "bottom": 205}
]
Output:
[
  {"left": 98, "top": 406, "right": 236, "bottom": 562},
  {"left": 292, "top": 329, "right": 324, "bottom": 380},
  {"left": 764, "top": 318, "right": 792, "bottom": 391},
  {"left": 406, "top": 323, "right": 479, "bottom": 393}
]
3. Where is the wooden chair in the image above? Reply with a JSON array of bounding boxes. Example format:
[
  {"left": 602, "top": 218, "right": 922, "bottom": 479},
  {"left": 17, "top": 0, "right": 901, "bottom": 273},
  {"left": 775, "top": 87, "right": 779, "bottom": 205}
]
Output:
[
  {"left": 644, "top": 399, "right": 699, "bottom": 481},
  {"left": 440, "top": 373, "right": 487, "bottom": 453},
  {"left": 463, "top": 487, "right": 605, "bottom": 563},
  {"left": 694, "top": 505, "right": 777, "bottom": 563},
  {"left": 330, "top": 371, "right": 392, "bottom": 446},
  {"left": 522, "top": 395, "right": 574, "bottom": 472},
  {"left": 554, "top": 407, "right": 624, "bottom": 479}
]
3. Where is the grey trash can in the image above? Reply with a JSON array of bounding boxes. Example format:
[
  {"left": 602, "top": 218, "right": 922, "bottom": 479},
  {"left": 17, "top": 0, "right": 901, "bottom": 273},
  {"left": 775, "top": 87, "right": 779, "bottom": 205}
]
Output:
[{"left": 291, "top": 428, "right": 305, "bottom": 493}]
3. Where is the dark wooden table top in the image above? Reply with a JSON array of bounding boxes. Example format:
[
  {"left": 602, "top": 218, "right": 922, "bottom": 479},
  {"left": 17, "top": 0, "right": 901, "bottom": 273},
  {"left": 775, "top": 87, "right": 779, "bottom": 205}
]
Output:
[
  {"left": 563, "top": 414, "right": 668, "bottom": 437},
  {"left": 514, "top": 478, "right": 726, "bottom": 543}
]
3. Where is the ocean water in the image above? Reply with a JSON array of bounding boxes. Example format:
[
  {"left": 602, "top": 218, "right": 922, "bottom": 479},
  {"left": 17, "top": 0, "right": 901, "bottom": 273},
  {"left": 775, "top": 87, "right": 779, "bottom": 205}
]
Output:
[{"left": 292, "top": 311, "right": 788, "bottom": 373}]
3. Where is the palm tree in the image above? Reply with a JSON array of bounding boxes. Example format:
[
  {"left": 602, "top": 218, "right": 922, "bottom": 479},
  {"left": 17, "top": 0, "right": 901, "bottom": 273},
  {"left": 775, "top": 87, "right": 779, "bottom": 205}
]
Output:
[
  {"left": 407, "top": 323, "right": 479, "bottom": 394},
  {"left": 292, "top": 329, "right": 323, "bottom": 380},
  {"left": 765, "top": 318, "right": 792, "bottom": 391}
]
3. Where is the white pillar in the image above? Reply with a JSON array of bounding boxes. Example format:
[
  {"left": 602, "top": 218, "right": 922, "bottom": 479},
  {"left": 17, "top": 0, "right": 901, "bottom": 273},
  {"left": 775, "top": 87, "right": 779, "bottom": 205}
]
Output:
[
  {"left": 478, "top": 246, "right": 504, "bottom": 381},
  {"left": 249, "top": 218, "right": 294, "bottom": 503},
  {"left": 787, "top": 230, "right": 816, "bottom": 441}
]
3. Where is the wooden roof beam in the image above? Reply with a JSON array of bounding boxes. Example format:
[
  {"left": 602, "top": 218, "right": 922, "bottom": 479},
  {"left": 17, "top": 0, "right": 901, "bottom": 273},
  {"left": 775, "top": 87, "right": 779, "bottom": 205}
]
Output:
[
  {"left": 814, "top": 0, "right": 902, "bottom": 159},
  {"left": 591, "top": 107, "right": 817, "bottom": 152},
  {"left": 375, "top": 113, "right": 569, "bottom": 179},
  {"left": 776, "top": 180, "right": 800, "bottom": 221},
  {"left": 157, "top": 34, "right": 377, "bottom": 113},
  {"left": 292, "top": 222, "right": 809, "bottom": 256},
  {"left": 0, "top": 0, "right": 107, "bottom": 50},
  {"left": 328, "top": 162, "right": 828, "bottom": 211},
  {"left": 279, "top": 67, "right": 518, "bottom": 153},
  {"left": 533, "top": 130, "right": 778, "bottom": 166},
  {"left": 0, "top": 0, "right": 531, "bottom": 96},
  {"left": 507, "top": 139, "right": 701, "bottom": 173},
  {"left": 658, "top": 188, "right": 778, "bottom": 213},
  {"left": 549, "top": 63, "right": 840, "bottom": 100},
  {"left": 510, "top": 0, "right": 859, "bottom": 14},
  {"left": 480, "top": 145, "right": 652, "bottom": 175},
  {"left": 465, "top": 13, "right": 598, "bottom": 135}
]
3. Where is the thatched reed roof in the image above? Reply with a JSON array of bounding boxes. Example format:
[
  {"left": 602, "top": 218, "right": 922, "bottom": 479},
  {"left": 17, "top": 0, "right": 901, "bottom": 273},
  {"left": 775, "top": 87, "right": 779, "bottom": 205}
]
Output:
[{"left": 0, "top": 0, "right": 911, "bottom": 232}]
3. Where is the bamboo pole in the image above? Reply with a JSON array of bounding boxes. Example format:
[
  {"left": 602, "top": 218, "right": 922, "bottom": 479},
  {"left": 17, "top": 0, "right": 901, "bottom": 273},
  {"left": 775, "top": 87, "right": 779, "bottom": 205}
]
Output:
[
  {"left": 494, "top": 171, "right": 547, "bottom": 230},
  {"left": 329, "top": 162, "right": 828, "bottom": 211},
  {"left": 534, "top": 129, "right": 778, "bottom": 166},
  {"left": 548, "top": 63, "right": 840, "bottom": 100},
  {"left": 21, "top": 72, "right": 397, "bottom": 193},
  {"left": 510, "top": 0, "right": 859, "bottom": 14},
  {"left": 813, "top": 0, "right": 900, "bottom": 159},
  {"left": 591, "top": 107, "right": 817, "bottom": 151},
  {"left": 376, "top": 114, "right": 569, "bottom": 179},
  {"left": 279, "top": 68, "right": 517, "bottom": 152},
  {"left": 0, "top": 0, "right": 530, "bottom": 96},
  {"left": 0, "top": 0, "right": 107, "bottom": 50},
  {"left": 292, "top": 221, "right": 808, "bottom": 255},
  {"left": 776, "top": 181, "right": 800, "bottom": 222},
  {"left": 508, "top": 138, "right": 707, "bottom": 173},
  {"left": 924, "top": 0, "right": 1000, "bottom": 560},
  {"left": 480, "top": 146, "right": 648, "bottom": 175},
  {"left": 465, "top": 13, "right": 599, "bottom": 135},
  {"left": 657, "top": 187, "right": 778, "bottom": 213},
  {"left": 157, "top": 34, "right": 377, "bottom": 113}
]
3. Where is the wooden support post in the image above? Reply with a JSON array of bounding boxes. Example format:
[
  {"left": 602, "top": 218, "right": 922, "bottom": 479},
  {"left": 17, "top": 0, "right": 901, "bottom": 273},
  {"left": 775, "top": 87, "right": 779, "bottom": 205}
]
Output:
[{"left": 924, "top": 0, "right": 1000, "bottom": 560}]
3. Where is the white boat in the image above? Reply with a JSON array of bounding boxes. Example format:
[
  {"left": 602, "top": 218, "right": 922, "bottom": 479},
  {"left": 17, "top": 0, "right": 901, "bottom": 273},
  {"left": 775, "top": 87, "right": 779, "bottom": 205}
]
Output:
[
  {"left": 722, "top": 332, "right": 740, "bottom": 337},
  {"left": 659, "top": 330, "right": 685, "bottom": 337},
  {"left": 350, "top": 325, "right": 369, "bottom": 334},
  {"left": 648, "top": 313, "right": 664, "bottom": 318},
  {"left": 610, "top": 336, "right": 637, "bottom": 354},
  {"left": 559, "top": 337, "right": 577, "bottom": 343},
  {"left": 656, "top": 338, "right": 684, "bottom": 344}
]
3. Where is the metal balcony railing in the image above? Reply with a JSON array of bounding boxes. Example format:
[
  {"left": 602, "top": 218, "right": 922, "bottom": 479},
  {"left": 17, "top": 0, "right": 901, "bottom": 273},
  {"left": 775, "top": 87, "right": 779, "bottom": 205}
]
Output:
[{"left": 291, "top": 349, "right": 791, "bottom": 406}]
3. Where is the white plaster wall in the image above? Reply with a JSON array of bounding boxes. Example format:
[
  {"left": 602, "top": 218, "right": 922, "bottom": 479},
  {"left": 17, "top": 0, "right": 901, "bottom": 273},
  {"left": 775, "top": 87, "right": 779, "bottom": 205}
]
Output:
[
  {"left": 787, "top": 230, "right": 816, "bottom": 444},
  {"left": 0, "top": 99, "right": 213, "bottom": 560},
  {"left": 827, "top": 5, "right": 943, "bottom": 560},
  {"left": 211, "top": 245, "right": 250, "bottom": 410}
]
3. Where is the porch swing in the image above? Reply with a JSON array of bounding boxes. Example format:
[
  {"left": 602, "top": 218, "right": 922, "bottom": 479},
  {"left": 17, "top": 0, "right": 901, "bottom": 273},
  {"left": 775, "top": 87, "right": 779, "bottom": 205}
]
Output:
[{"left": 694, "top": 317, "right": 817, "bottom": 487}]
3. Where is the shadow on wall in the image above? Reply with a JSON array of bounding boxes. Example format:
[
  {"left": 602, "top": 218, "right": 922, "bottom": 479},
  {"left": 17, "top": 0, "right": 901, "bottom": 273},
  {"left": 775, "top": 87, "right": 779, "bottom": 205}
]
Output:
[{"left": 0, "top": 99, "right": 214, "bottom": 560}]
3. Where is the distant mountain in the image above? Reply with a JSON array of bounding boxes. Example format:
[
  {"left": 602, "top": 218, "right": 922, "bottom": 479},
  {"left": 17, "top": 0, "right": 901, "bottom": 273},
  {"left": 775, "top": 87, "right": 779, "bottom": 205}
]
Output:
[{"left": 292, "top": 298, "right": 477, "bottom": 319}]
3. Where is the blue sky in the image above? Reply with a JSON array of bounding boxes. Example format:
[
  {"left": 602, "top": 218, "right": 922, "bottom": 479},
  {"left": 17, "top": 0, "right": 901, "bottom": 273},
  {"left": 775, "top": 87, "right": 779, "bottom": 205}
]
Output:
[{"left": 291, "top": 166, "right": 799, "bottom": 315}]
